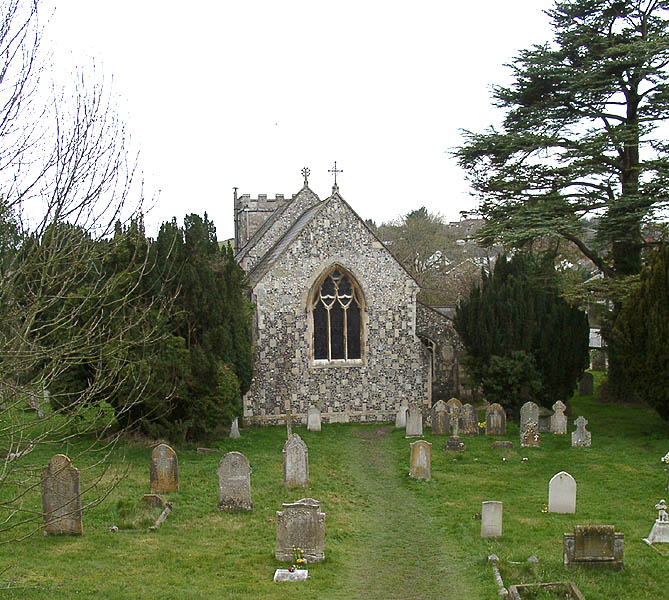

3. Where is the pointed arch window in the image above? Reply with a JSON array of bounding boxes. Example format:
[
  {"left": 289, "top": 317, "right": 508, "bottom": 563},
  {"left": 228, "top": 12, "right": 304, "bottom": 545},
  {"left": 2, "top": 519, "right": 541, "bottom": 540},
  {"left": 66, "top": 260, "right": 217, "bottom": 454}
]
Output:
[{"left": 312, "top": 268, "right": 362, "bottom": 361}]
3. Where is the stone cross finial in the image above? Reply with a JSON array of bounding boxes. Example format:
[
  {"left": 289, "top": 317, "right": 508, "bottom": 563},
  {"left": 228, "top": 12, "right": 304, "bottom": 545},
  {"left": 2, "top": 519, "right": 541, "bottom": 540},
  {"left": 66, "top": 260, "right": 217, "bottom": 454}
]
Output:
[
  {"left": 283, "top": 409, "right": 297, "bottom": 438},
  {"left": 301, "top": 167, "right": 310, "bottom": 187},
  {"left": 575, "top": 415, "right": 588, "bottom": 428},
  {"left": 328, "top": 161, "right": 343, "bottom": 189}
]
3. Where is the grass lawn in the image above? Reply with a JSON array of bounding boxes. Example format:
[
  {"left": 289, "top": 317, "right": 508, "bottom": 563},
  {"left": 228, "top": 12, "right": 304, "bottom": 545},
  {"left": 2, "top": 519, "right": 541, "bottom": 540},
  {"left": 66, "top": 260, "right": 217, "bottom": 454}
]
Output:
[{"left": 2, "top": 374, "right": 668, "bottom": 599}]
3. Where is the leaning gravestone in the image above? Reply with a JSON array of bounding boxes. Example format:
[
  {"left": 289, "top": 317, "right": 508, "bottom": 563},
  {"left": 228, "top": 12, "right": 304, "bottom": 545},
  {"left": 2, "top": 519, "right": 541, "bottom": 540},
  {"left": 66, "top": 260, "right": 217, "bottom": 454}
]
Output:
[
  {"left": 150, "top": 443, "right": 178, "bottom": 493},
  {"left": 551, "top": 401, "right": 568, "bottom": 435},
  {"left": 217, "top": 451, "right": 253, "bottom": 512},
  {"left": 643, "top": 499, "right": 669, "bottom": 545},
  {"left": 229, "top": 417, "right": 241, "bottom": 439},
  {"left": 275, "top": 497, "right": 325, "bottom": 562},
  {"left": 395, "top": 405, "right": 408, "bottom": 429},
  {"left": 460, "top": 403, "right": 478, "bottom": 435},
  {"left": 481, "top": 501, "right": 503, "bottom": 538},
  {"left": 41, "top": 454, "right": 83, "bottom": 535},
  {"left": 430, "top": 400, "right": 450, "bottom": 435},
  {"left": 485, "top": 403, "right": 506, "bottom": 435},
  {"left": 520, "top": 402, "right": 540, "bottom": 447},
  {"left": 564, "top": 525, "right": 624, "bottom": 570},
  {"left": 307, "top": 407, "right": 321, "bottom": 432},
  {"left": 409, "top": 440, "right": 432, "bottom": 480},
  {"left": 283, "top": 434, "right": 309, "bottom": 488},
  {"left": 578, "top": 372, "right": 594, "bottom": 396},
  {"left": 405, "top": 403, "right": 423, "bottom": 438},
  {"left": 548, "top": 471, "right": 576, "bottom": 514},
  {"left": 572, "top": 416, "right": 591, "bottom": 448}
]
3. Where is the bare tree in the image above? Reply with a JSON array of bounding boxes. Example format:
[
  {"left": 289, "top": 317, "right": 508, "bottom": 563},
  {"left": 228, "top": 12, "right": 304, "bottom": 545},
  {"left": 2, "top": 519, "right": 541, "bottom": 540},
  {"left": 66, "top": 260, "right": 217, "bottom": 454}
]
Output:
[{"left": 0, "top": 0, "right": 169, "bottom": 540}]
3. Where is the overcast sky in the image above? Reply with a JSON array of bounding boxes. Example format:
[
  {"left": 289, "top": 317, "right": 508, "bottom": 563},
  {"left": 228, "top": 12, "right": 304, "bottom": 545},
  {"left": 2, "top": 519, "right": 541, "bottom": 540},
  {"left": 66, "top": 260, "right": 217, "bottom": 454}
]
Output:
[{"left": 45, "top": 1, "right": 557, "bottom": 240}]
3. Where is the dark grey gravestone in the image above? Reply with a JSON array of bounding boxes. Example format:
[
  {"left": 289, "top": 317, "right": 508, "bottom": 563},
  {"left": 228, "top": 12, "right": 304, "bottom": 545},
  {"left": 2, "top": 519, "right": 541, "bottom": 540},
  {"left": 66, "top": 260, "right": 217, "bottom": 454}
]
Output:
[
  {"left": 217, "top": 451, "right": 253, "bottom": 512},
  {"left": 485, "top": 403, "right": 506, "bottom": 435},
  {"left": 430, "top": 400, "right": 450, "bottom": 435}
]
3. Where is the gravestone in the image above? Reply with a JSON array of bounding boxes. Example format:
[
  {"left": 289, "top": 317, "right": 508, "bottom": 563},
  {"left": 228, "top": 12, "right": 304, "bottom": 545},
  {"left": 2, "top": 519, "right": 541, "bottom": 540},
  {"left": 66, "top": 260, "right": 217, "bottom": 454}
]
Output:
[
  {"left": 395, "top": 405, "right": 408, "bottom": 429},
  {"left": 551, "top": 401, "right": 568, "bottom": 435},
  {"left": 460, "top": 403, "right": 478, "bottom": 435},
  {"left": 283, "top": 434, "right": 309, "bottom": 488},
  {"left": 445, "top": 397, "right": 463, "bottom": 417},
  {"left": 273, "top": 569, "right": 309, "bottom": 582},
  {"left": 150, "top": 443, "right": 178, "bottom": 493},
  {"left": 485, "top": 403, "right": 506, "bottom": 435},
  {"left": 430, "top": 400, "right": 450, "bottom": 435},
  {"left": 538, "top": 406, "right": 554, "bottom": 433},
  {"left": 578, "top": 372, "right": 594, "bottom": 396},
  {"left": 491, "top": 441, "right": 514, "bottom": 450},
  {"left": 409, "top": 440, "right": 432, "bottom": 480},
  {"left": 41, "top": 454, "right": 83, "bottom": 535},
  {"left": 405, "top": 403, "right": 423, "bottom": 438},
  {"left": 563, "top": 525, "right": 624, "bottom": 570},
  {"left": 520, "top": 402, "right": 540, "bottom": 447},
  {"left": 307, "top": 407, "right": 321, "bottom": 432},
  {"left": 229, "top": 417, "right": 241, "bottom": 439},
  {"left": 548, "top": 471, "right": 576, "bottom": 514},
  {"left": 571, "top": 416, "right": 591, "bottom": 447},
  {"left": 643, "top": 499, "right": 669, "bottom": 545},
  {"left": 481, "top": 501, "right": 503, "bottom": 538},
  {"left": 446, "top": 407, "right": 465, "bottom": 451},
  {"left": 591, "top": 350, "right": 606, "bottom": 371},
  {"left": 275, "top": 497, "right": 325, "bottom": 562},
  {"left": 217, "top": 451, "right": 253, "bottom": 512}
]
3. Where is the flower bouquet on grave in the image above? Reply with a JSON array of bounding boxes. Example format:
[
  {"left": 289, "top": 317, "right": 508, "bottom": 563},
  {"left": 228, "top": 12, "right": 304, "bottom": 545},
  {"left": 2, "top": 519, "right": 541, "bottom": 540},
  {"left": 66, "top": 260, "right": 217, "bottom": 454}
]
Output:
[
  {"left": 477, "top": 421, "right": 486, "bottom": 435},
  {"left": 288, "top": 545, "right": 306, "bottom": 572},
  {"left": 662, "top": 451, "right": 669, "bottom": 492}
]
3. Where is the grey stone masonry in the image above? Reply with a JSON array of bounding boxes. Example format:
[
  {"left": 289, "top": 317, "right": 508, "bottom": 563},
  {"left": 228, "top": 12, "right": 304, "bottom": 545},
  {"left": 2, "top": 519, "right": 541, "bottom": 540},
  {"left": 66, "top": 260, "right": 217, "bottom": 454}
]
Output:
[
  {"left": 217, "top": 452, "right": 253, "bottom": 512},
  {"left": 41, "top": 454, "right": 83, "bottom": 535},
  {"left": 150, "top": 444, "right": 178, "bottom": 494},
  {"left": 572, "top": 416, "right": 591, "bottom": 447},
  {"left": 485, "top": 403, "right": 506, "bottom": 435},
  {"left": 275, "top": 497, "right": 325, "bottom": 563},
  {"left": 551, "top": 401, "right": 568, "bottom": 434},
  {"left": 405, "top": 402, "right": 423, "bottom": 438},
  {"left": 548, "top": 471, "right": 576, "bottom": 514},
  {"left": 240, "top": 188, "right": 431, "bottom": 426},
  {"left": 431, "top": 399, "right": 450, "bottom": 435},
  {"left": 409, "top": 440, "right": 431, "bottom": 480},
  {"left": 283, "top": 434, "right": 309, "bottom": 488}
]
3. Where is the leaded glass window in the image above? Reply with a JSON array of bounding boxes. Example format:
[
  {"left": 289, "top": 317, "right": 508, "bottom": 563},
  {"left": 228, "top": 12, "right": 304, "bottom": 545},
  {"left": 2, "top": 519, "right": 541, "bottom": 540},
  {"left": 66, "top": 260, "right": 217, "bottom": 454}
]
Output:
[{"left": 312, "top": 268, "right": 362, "bottom": 361}]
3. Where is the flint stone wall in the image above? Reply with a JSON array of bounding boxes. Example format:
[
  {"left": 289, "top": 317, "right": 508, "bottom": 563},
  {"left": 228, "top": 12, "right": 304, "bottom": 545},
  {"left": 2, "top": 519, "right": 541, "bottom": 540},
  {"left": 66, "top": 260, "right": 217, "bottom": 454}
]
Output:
[{"left": 242, "top": 193, "right": 431, "bottom": 425}]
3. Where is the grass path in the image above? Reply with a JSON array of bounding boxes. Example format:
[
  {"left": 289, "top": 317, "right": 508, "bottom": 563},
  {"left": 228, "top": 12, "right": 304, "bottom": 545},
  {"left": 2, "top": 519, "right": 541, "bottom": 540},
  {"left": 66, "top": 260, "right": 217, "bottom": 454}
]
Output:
[{"left": 327, "top": 426, "right": 470, "bottom": 600}]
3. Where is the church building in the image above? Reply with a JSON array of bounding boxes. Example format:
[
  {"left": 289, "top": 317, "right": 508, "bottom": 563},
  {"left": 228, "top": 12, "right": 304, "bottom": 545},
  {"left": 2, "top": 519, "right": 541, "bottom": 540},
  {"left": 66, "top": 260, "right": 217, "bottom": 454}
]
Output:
[{"left": 234, "top": 168, "right": 436, "bottom": 425}]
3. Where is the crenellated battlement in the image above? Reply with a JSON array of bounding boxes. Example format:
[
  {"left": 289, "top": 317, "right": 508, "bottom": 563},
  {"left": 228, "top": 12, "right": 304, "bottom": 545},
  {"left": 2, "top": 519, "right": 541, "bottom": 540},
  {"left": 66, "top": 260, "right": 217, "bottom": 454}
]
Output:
[{"left": 234, "top": 191, "right": 293, "bottom": 252}]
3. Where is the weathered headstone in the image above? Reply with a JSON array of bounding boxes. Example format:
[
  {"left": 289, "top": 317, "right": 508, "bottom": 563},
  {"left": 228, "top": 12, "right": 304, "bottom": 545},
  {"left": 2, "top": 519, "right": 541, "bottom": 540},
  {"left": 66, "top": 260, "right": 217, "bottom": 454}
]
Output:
[
  {"left": 41, "top": 454, "right": 83, "bottom": 535},
  {"left": 307, "top": 407, "right": 321, "bottom": 432},
  {"left": 591, "top": 350, "right": 606, "bottom": 371},
  {"left": 460, "top": 403, "right": 478, "bottom": 435},
  {"left": 551, "top": 401, "right": 568, "bottom": 435},
  {"left": 564, "top": 525, "right": 624, "bottom": 570},
  {"left": 275, "top": 497, "right": 325, "bottom": 562},
  {"left": 395, "top": 405, "right": 408, "bottom": 429},
  {"left": 578, "top": 372, "right": 594, "bottom": 396},
  {"left": 485, "top": 403, "right": 506, "bottom": 435},
  {"left": 520, "top": 402, "right": 540, "bottom": 447},
  {"left": 150, "top": 443, "right": 178, "bottom": 493},
  {"left": 405, "top": 403, "right": 423, "bottom": 438},
  {"left": 481, "top": 501, "right": 503, "bottom": 538},
  {"left": 538, "top": 406, "right": 554, "bottom": 433},
  {"left": 283, "top": 434, "right": 309, "bottom": 488},
  {"left": 572, "top": 416, "right": 591, "bottom": 447},
  {"left": 548, "top": 471, "right": 576, "bottom": 514},
  {"left": 217, "top": 451, "right": 253, "bottom": 512},
  {"left": 409, "top": 440, "right": 432, "bottom": 480},
  {"left": 445, "top": 397, "right": 463, "bottom": 416},
  {"left": 491, "top": 440, "right": 514, "bottom": 450},
  {"left": 643, "top": 499, "right": 669, "bottom": 545},
  {"left": 446, "top": 406, "right": 465, "bottom": 451},
  {"left": 229, "top": 417, "right": 241, "bottom": 439},
  {"left": 430, "top": 400, "right": 450, "bottom": 435}
]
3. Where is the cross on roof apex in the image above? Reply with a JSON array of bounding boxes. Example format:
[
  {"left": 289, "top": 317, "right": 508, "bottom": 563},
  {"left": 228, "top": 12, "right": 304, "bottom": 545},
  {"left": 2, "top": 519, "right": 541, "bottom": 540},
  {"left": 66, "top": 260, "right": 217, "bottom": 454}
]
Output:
[{"left": 328, "top": 161, "right": 343, "bottom": 192}]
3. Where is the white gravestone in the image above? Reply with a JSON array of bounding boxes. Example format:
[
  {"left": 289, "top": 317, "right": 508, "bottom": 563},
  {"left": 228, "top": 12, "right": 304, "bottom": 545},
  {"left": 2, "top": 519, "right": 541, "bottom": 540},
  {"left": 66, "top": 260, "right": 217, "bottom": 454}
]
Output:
[
  {"left": 551, "top": 401, "right": 568, "bottom": 434},
  {"left": 395, "top": 405, "right": 408, "bottom": 428},
  {"left": 481, "top": 501, "right": 503, "bottom": 538},
  {"left": 548, "top": 471, "right": 576, "bottom": 514},
  {"left": 405, "top": 403, "right": 423, "bottom": 438},
  {"left": 229, "top": 417, "right": 240, "bottom": 439},
  {"left": 283, "top": 434, "right": 309, "bottom": 488},
  {"left": 307, "top": 407, "right": 321, "bottom": 432},
  {"left": 571, "top": 416, "right": 591, "bottom": 447}
]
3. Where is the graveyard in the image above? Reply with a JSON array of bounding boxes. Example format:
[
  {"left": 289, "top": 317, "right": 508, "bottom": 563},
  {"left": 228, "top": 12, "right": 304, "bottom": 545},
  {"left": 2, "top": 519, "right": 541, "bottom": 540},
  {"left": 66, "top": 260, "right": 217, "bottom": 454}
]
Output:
[{"left": 1, "top": 373, "right": 667, "bottom": 599}]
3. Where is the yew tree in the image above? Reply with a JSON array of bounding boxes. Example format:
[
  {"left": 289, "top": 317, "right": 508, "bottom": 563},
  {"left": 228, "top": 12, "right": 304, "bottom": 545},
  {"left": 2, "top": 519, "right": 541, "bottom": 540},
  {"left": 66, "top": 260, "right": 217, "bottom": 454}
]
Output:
[{"left": 456, "top": 0, "right": 669, "bottom": 395}]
